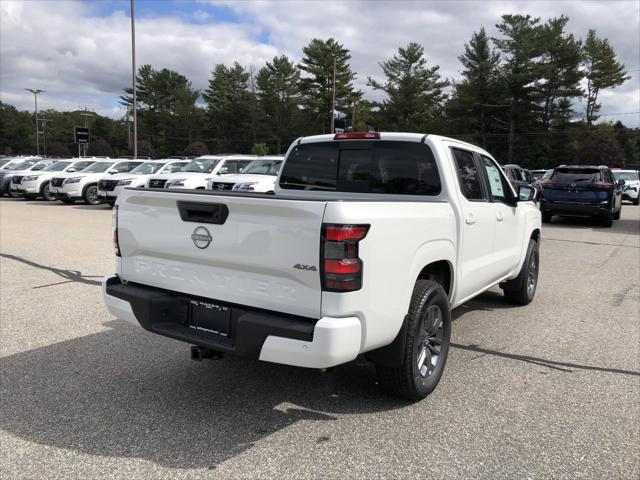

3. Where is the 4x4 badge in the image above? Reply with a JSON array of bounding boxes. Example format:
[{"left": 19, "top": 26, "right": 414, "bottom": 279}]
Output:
[{"left": 191, "top": 226, "right": 213, "bottom": 249}]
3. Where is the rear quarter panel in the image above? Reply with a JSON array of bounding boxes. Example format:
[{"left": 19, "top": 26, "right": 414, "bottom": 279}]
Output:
[{"left": 321, "top": 201, "right": 456, "bottom": 352}]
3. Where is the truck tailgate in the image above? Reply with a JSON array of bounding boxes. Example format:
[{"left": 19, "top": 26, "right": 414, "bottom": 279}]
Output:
[{"left": 117, "top": 190, "right": 326, "bottom": 318}]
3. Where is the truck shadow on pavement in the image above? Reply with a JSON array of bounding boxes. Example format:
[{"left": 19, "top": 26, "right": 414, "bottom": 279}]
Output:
[
  {"left": 0, "top": 320, "right": 406, "bottom": 470},
  {"left": 0, "top": 253, "right": 102, "bottom": 288}
]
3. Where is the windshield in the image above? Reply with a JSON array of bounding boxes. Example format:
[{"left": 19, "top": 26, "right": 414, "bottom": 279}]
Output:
[
  {"left": 183, "top": 158, "right": 220, "bottom": 173},
  {"left": 613, "top": 171, "right": 639, "bottom": 181},
  {"left": 42, "top": 162, "right": 71, "bottom": 172},
  {"left": 0, "top": 160, "right": 9, "bottom": 168},
  {"left": 241, "top": 160, "right": 283, "bottom": 175},
  {"left": 551, "top": 168, "right": 601, "bottom": 183},
  {"left": 129, "top": 162, "right": 165, "bottom": 175},
  {"left": 31, "top": 161, "right": 52, "bottom": 171},
  {"left": 81, "top": 161, "right": 112, "bottom": 173},
  {"left": 9, "top": 160, "right": 38, "bottom": 170},
  {"left": 161, "top": 162, "right": 187, "bottom": 173}
]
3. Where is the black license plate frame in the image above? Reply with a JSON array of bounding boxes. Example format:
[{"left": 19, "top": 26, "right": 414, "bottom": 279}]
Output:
[{"left": 188, "top": 300, "right": 231, "bottom": 337}]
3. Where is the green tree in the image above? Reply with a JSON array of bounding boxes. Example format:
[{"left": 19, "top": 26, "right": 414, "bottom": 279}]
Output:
[
  {"left": 298, "top": 38, "right": 358, "bottom": 134},
  {"left": 447, "top": 28, "right": 503, "bottom": 148},
  {"left": 368, "top": 42, "right": 448, "bottom": 133},
  {"left": 582, "top": 30, "right": 629, "bottom": 126},
  {"left": 493, "top": 14, "right": 545, "bottom": 162},
  {"left": 256, "top": 55, "right": 301, "bottom": 153},
  {"left": 87, "top": 138, "right": 112, "bottom": 156},
  {"left": 537, "top": 16, "right": 583, "bottom": 130},
  {"left": 183, "top": 141, "right": 209, "bottom": 157},
  {"left": 576, "top": 129, "right": 625, "bottom": 167},
  {"left": 251, "top": 143, "right": 269, "bottom": 156},
  {"left": 613, "top": 121, "right": 634, "bottom": 165},
  {"left": 203, "top": 62, "right": 255, "bottom": 152},
  {"left": 121, "top": 65, "right": 201, "bottom": 156}
]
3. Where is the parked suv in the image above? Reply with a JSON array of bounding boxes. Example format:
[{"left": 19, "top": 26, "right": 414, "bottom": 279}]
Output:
[
  {"left": 17, "top": 159, "right": 96, "bottom": 200},
  {"left": 51, "top": 159, "right": 143, "bottom": 205},
  {"left": 5, "top": 159, "right": 56, "bottom": 197},
  {"left": 206, "top": 156, "right": 284, "bottom": 193},
  {"left": 160, "top": 155, "right": 256, "bottom": 190},
  {"left": 97, "top": 159, "right": 189, "bottom": 205},
  {"left": 540, "top": 165, "right": 623, "bottom": 227},
  {"left": 612, "top": 169, "right": 639, "bottom": 205},
  {"left": 502, "top": 164, "right": 530, "bottom": 190}
]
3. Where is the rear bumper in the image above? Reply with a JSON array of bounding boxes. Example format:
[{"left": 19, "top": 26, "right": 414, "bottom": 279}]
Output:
[
  {"left": 102, "top": 275, "right": 361, "bottom": 368},
  {"left": 541, "top": 200, "right": 609, "bottom": 216}
]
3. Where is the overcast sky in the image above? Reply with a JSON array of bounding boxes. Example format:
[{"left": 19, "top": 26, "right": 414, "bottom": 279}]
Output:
[{"left": 1, "top": 0, "right": 638, "bottom": 127}]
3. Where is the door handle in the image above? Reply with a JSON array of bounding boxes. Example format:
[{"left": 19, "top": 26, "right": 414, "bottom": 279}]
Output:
[
  {"left": 465, "top": 214, "right": 476, "bottom": 225},
  {"left": 496, "top": 212, "right": 504, "bottom": 222}
]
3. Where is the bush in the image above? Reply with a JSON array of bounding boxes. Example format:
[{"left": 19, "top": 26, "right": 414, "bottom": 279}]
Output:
[
  {"left": 251, "top": 143, "right": 269, "bottom": 156},
  {"left": 87, "top": 138, "right": 112, "bottom": 157},
  {"left": 576, "top": 130, "right": 625, "bottom": 167}
]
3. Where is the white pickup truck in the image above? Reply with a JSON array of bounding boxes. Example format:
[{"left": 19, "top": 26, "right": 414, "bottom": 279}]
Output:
[{"left": 103, "top": 132, "right": 541, "bottom": 400}]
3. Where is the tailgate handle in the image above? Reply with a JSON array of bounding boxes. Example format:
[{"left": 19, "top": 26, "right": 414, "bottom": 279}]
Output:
[{"left": 177, "top": 201, "right": 229, "bottom": 224}]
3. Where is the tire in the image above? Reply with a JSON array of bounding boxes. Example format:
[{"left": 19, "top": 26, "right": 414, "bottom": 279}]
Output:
[
  {"left": 613, "top": 207, "right": 621, "bottom": 220},
  {"left": 107, "top": 200, "right": 115, "bottom": 207},
  {"left": 41, "top": 182, "right": 56, "bottom": 201},
  {"left": 600, "top": 210, "right": 613, "bottom": 228},
  {"left": 632, "top": 197, "right": 639, "bottom": 206},
  {"left": 541, "top": 211, "right": 552, "bottom": 223},
  {"left": 83, "top": 184, "right": 102, "bottom": 205},
  {"left": 376, "top": 280, "right": 451, "bottom": 401},
  {"left": 502, "top": 238, "right": 539, "bottom": 306}
]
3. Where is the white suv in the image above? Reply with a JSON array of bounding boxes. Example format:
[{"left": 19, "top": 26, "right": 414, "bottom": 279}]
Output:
[
  {"left": 51, "top": 159, "right": 144, "bottom": 205},
  {"left": 612, "top": 169, "right": 639, "bottom": 205},
  {"left": 97, "top": 159, "right": 189, "bottom": 203},
  {"left": 206, "top": 156, "right": 284, "bottom": 193},
  {"left": 6, "top": 159, "right": 56, "bottom": 197},
  {"left": 146, "top": 155, "right": 254, "bottom": 190},
  {"left": 17, "top": 159, "right": 96, "bottom": 201}
]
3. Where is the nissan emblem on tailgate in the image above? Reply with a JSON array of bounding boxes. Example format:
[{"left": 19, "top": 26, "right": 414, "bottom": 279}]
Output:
[{"left": 191, "top": 226, "right": 213, "bottom": 249}]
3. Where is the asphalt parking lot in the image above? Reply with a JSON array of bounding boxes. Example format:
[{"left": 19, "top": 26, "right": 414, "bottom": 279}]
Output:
[{"left": 1, "top": 198, "right": 638, "bottom": 480}]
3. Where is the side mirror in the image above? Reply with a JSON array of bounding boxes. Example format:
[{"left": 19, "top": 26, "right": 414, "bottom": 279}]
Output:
[
  {"left": 67, "top": 168, "right": 76, "bottom": 173},
  {"left": 518, "top": 185, "right": 536, "bottom": 202},
  {"left": 219, "top": 167, "right": 229, "bottom": 174}
]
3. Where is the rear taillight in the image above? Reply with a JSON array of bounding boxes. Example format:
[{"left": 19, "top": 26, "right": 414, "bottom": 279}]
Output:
[
  {"left": 592, "top": 181, "right": 612, "bottom": 190},
  {"left": 333, "top": 132, "right": 380, "bottom": 140},
  {"left": 321, "top": 224, "right": 369, "bottom": 292},
  {"left": 112, "top": 205, "right": 120, "bottom": 257}
]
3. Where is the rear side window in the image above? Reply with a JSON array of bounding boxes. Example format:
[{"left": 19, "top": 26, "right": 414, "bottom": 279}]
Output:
[
  {"left": 452, "top": 148, "right": 485, "bottom": 201},
  {"left": 280, "top": 141, "right": 441, "bottom": 195},
  {"left": 552, "top": 168, "right": 600, "bottom": 182}
]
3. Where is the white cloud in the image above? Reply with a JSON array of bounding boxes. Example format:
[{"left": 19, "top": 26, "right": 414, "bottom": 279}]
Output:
[{"left": 1, "top": 0, "right": 638, "bottom": 127}]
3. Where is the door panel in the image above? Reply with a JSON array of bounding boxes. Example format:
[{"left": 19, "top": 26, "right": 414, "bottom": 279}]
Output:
[{"left": 450, "top": 148, "right": 499, "bottom": 301}]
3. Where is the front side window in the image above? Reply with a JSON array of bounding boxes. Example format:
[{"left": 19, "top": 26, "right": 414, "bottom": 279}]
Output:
[
  {"left": 161, "top": 162, "right": 187, "bottom": 173},
  {"left": 110, "top": 161, "right": 142, "bottom": 173},
  {"left": 129, "top": 162, "right": 164, "bottom": 175},
  {"left": 452, "top": 148, "right": 485, "bottom": 201},
  {"left": 70, "top": 161, "right": 94, "bottom": 171},
  {"left": 481, "top": 155, "right": 513, "bottom": 204},
  {"left": 219, "top": 160, "right": 253, "bottom": 174}
]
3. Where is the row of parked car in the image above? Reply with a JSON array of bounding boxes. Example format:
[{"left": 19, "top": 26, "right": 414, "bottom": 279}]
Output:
[
  {"left": 1, "top": 154, "right": 637, "bottom": 229},
  {"left": 0, "top": 154, "right": 285, "bottom": 205}
]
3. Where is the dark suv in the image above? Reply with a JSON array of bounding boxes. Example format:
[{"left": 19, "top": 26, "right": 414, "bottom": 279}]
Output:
[{"left": 540, "top": 165, "right": 624, "bottom": 227}]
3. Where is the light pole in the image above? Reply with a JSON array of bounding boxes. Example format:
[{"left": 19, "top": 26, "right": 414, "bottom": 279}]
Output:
[
  {"left": 330, "top": 55, "right": 336, "bottom": 133},
  {"left": 130, "top": 0, "right": 138, "bottom": 158},
  {"left": 25, "top": 88, "right": 45, "bottom": 155}
]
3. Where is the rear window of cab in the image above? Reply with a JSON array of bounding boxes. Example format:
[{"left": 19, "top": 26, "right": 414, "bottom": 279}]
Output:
[{"left": 280, "top": 141, "right": 441, "bottom": 195}]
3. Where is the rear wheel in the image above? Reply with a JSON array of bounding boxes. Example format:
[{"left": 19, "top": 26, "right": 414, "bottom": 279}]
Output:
[
  {"left": 633, "top": 198, "right": 639, "bottom": 206},
  {"left": 376, "top": 280, "right": 451, "bottom": 401},
  {"left": 502, "top": 239, "right": 539, "bottom": 306},
  {"left": 83, "top": 185, "right": 102, "bottom": 205},
  {"left": 42, "top": 182, "right": 56, "bottom": 201}
]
